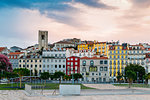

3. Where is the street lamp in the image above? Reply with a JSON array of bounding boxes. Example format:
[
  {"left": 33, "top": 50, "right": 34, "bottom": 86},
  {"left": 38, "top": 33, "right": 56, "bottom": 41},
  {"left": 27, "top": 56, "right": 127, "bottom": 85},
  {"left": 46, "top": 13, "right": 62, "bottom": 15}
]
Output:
[{"left": 137, "top": 72, "right": 139, "bottom": 83}]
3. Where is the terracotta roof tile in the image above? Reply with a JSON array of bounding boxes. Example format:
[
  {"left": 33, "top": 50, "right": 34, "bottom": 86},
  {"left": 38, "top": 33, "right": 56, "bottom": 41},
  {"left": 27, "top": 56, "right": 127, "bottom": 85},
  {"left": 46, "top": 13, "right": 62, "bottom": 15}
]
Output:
[
  {"left": 8, "top": 52, "right": 24, "bottom": 55},
  {"left": 0, "top": 47, "right": 6, "bottom": 52}
]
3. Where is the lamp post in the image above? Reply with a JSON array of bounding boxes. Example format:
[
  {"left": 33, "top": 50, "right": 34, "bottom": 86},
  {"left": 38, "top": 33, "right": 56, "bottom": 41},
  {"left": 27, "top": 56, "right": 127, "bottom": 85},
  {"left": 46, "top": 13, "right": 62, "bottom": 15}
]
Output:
[{"left": 137, "top": 72, "right": 139, "bottom": 83}]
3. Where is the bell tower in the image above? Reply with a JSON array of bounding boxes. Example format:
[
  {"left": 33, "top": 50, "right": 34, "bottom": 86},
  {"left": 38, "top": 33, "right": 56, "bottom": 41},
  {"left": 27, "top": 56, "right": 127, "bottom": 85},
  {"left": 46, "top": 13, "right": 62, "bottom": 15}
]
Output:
[{"left": 38, "top": 30, "right": 48, "bottom": 49}]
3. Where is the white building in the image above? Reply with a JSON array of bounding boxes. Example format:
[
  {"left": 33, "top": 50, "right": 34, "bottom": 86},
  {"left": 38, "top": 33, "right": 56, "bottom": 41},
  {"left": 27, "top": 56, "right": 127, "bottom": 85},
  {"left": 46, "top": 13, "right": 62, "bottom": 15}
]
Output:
[
  {"left": 42, "top": 50, "right": 66, "bottom": 73},
  {"left": 80, "top": 56, "right": 109, "bottom": 82},
  {"left": 128, "top": 45, "right": 146, "bottom": 71},
  {"left": 53, "top": 41, "right": 75, "bottom": 50}
]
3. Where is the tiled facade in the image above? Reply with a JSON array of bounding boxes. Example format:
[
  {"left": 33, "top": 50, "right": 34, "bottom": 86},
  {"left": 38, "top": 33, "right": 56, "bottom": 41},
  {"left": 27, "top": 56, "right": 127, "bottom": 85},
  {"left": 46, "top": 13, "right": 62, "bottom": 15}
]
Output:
[{"left": 80, "top": 57, "right": 109, "bottom": 82}]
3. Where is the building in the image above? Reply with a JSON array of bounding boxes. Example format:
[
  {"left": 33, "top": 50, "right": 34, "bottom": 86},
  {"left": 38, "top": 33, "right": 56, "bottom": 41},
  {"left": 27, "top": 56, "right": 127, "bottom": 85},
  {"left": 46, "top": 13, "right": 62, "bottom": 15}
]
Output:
[
  {"left": 42, "top": 50, "right": 66, "bottom": 73},
  {"left": 77, "top": 43, "right": 93, "bottom": 51},
  {"left": 128, "top": 45, "right": 146, "bottom": 72},
  {"left": 8, "top": 52, "right": 24, "bottom": 69},
  {"left": 108, "top": 43, "right": 128, "bottom": 77},
  {"left": 93, "top": 41, "right": 109, "bottom": 56},
  {"left": 66, "top": 56, "right": 80, "bottom": 75},
  {"left": 38, "top": 30, "right": 48, "bottom": 50},
  {"left": 10, "top": 46, "right": 22, "bottom": 52},
  {"left": 80, "top": 56, "right": 109, "bottom": 82},
  {"left": 145, "top": 53, "right": 150, "bottom": 73},
  {"left": 53, "top": 41, "right": 75, "bottom": 50},
  {"left": 62, "top": 38, "right": 81, "bottom": 47},
  {"left": 0, "top": 47, "right": 9, "bottom": 55},
  {"left": 66, "top": 49, "right": 94, "bottom": 58},
  {"left": 19, "top": 54, "right": 42, "bottom": 75}
]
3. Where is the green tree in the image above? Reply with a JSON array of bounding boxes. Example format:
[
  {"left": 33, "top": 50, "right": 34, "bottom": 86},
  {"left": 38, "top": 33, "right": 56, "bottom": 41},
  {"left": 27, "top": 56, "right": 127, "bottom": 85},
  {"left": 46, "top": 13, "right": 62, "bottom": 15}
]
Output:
[
  {"left": 126, "top": 70, "right": 136, "bottom": 88},
  {"left": 13, "top": 68, "right": 30, "bottom": 88},
  {"left": 40, "top": 72, "right": 50, "bottom": 84},
  {"left": 49, "top": 73, "right": 54, "bottom": 80},
  {"left": 143, "top": 73, "right": 150, "bottom": 84},
  {"left": 125, "top": 64, "right": 145, "bottom": 82},
  {"left": 34, "top": 68, "right": 38, "bottom": 76},
  {"left": 54, "top": 72, "right": 65, "bottom": 83},
  {"left": 64, "top": 75, "right": 71, "bottom": 81},
  {"left": 72, "top": 73, "right": 83, "bottom": 83}
]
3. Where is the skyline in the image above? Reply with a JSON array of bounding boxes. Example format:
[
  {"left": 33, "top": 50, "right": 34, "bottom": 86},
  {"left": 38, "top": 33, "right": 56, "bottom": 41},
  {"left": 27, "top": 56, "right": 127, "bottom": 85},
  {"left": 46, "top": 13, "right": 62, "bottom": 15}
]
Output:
[{"left": 0, "top": 0, "right": 150, "bottom": 48}]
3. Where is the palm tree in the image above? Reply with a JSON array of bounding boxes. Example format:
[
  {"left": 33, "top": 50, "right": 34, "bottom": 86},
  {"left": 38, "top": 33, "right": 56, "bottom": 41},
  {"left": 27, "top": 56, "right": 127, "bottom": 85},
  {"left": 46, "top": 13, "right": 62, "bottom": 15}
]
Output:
[
  {"left": 126, "top": 70, "right": 136, "bottom": 88},
  {"left": 13, "top": 68, "right": 30, "bottom": 88}
]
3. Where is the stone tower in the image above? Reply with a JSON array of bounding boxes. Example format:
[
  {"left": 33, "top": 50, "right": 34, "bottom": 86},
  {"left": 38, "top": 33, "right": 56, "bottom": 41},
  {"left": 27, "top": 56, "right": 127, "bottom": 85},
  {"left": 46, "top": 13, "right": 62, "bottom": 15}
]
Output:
[{"left": 38, "top": 30, "right": 48, "bottom": 50}]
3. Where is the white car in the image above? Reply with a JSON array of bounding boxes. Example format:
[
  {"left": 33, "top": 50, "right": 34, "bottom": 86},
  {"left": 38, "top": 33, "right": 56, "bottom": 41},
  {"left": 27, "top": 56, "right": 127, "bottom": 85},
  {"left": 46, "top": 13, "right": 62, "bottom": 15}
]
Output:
[{"left": 0, "top": 79, "right": 8, "bottom": 83}]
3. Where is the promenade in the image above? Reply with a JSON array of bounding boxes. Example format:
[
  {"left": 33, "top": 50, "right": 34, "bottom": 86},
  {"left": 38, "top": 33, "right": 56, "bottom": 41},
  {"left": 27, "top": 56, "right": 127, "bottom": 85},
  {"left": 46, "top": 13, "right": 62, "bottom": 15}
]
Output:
[{"left": 1, "top": 84, "right": 150, "bottom": 100}]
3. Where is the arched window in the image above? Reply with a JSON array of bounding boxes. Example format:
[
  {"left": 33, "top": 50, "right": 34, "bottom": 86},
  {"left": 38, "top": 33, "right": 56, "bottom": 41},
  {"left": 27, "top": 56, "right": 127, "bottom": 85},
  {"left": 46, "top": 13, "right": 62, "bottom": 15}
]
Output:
[
  {"left": 90, "top": 60, "right": 94, "bottom": 66},
  {"left": 82, "top": 60, "right": 86, "bottom": 66},
  {"left": 82, "top": 67, "right": 86, "bottom": 72},
  {"left": 89, "top": 66, "right": 97, "bottom": 72}
]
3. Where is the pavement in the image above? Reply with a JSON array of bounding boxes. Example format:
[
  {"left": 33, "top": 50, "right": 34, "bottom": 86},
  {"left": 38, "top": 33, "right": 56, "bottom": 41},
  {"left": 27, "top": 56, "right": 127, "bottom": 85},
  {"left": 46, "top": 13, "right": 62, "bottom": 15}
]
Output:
[{"left": 1, "top": 84, "right": 150, "bottom": 100}]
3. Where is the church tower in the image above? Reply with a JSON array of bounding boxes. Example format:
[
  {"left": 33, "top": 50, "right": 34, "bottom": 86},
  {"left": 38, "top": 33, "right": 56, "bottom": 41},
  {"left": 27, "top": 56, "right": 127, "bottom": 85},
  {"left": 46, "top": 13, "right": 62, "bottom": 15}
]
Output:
[{"left": 38, "top": 30, "right": 48, "bottom": 50}]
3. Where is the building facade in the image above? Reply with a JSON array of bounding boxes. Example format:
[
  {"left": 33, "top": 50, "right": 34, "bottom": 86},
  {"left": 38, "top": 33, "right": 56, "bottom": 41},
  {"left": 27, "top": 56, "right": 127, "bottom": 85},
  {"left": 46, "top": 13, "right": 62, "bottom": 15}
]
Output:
[
  {"left": 42, "top": 50, "right": 66, "bottom": 73},
  {"left": 108, "top": 43, "right": 128, "bottom": 77},
  {"left": 66, "top": 56, "right": 80, "bottom": 75},
  {"left": 19, "top": 54, "right": 42, "bottom": 76},
  {"left": 8, "top": 52, "right": 24, "bottom": 69},
  {"left": 128, "top": 45, "right": 146, "bottom": 72},
  {"left": 80, "top": 56, "right": 109, "bottom": 82}
]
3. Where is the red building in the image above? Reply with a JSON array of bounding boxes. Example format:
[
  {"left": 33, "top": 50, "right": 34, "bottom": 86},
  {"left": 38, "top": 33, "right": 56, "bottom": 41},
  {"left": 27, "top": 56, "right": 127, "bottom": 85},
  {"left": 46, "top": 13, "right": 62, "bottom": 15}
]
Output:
[{"left": 66, "top": 56, "right": 80, "bottom": 75}]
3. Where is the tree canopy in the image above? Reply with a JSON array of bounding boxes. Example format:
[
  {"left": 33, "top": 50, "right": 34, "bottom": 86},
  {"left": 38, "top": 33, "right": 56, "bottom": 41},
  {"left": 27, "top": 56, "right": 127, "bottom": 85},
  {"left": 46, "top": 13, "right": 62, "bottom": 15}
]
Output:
[
  {"left": 0, "top": 54, "right": 12, "bottom": 72},
  {"left": 125, "top": 64, "right": 145, "bottom": 81}
]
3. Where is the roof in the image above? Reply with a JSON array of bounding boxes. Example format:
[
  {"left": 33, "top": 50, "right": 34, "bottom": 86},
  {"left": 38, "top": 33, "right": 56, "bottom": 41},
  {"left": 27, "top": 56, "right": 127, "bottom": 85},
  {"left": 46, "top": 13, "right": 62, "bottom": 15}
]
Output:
[
  {"left": 8, "top": 52, "right": 24, "bottom": 55},
  {"left": 0, "top": 47, "right": 7, "bottom": 52},
  {"left": 55, "top": 41, "right": 74, "bottom": 44},
  {"left": 81, "top": 56, "right": 108, "bottom": 60}
]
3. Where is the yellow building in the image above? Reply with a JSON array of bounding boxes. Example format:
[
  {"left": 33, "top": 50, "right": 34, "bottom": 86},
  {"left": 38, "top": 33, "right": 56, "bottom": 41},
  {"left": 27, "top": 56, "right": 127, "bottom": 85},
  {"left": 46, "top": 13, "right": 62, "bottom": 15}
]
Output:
[
  {"left": 93, "top": 41, "right": 109, "bottom": 56},
  {"left": 78, "top": 43, "right": 93, "bottom": 51},
  {"left": 108, "top": 44, "right": 128, "bottom": 78}
]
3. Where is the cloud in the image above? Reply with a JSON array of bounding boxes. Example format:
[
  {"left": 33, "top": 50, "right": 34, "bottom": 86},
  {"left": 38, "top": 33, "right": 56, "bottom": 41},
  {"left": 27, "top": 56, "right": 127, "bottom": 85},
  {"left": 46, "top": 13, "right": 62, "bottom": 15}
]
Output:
[
  {"left": 130, "top": 0, "right": 150, "bottom": 7},
  {"left": 0, "top": 0, "right": 115, "bottom": 26}
]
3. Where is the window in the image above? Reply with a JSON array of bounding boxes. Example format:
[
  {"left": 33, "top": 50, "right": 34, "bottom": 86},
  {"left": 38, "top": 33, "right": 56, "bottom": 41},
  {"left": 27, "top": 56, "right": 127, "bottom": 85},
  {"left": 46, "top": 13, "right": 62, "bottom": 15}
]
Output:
[
  {"left": 75, "top": 58, "right": 78, "bottom": 61},
  {"left": 47, "top": 59, "right": 49, "bottom": 62},
  {"left": 71, "top": 58, "right": 73, "bottom": 61},
  {"left": 43, "top": 65, "right": 45, "bottom": 68},
  {"left": 55, "top": 60, "right": 57, "bottom": 62},
  {"left": 82, "top": 67, "right": 86, "bottom": 72},
  {"left": 19, "top": 65, "right": 21, "bottom": 67},
  {"left": 35, "top": 65, "right": 37, "bottom": 67},
  {"left": 89, "top": 66, "right": 97, "bottom": 72},
  {"left": 31, "top": 65, "right": 33, "bottom": 68},
  {"left": 59, "top": 65, "right": 61, "bottom": 68},
  {"left": 47, "top": 65, "right": 49, "bottom": 68},
  {"left": 59, "top": 60, "right": 61, "bottom": 62},
  {"left": 63, "top": 65, "right": 65, "bottom": 68},
  {"left": 39, "top": 65, "right": 41, "bottom": 68},
  {"left": 67, "top": 62, "right": 70, "bottom": 65},
  {"left": 100, "top": 60, "right": 103, "bottom": 64},
  {"left": 90, "top": 60, "right": 94, "bottom": 66},
  {"left": 71, "top": 62, "right": 73, "bottom": 66},
  {"left": 31, "top": 60, "right": 33, "bottom": 62},
  {"left": 19, "top": 60, "right": 21, "bottom": 62},
  {"left": 104, "top": 60, "right": 108, "bottom": 64},
  {"left": 35, "top": 60, "right": 37, "bottom": 62},
  {"left": 104, "top": 67, "right": 107, "bottom": 71},
  {"left": 23, "top": 65, "right": 25, "bottom": 67},
  {"left": 27, "top": 65, "right": 29, "bottom": 68},
  {"left": 100, "top": 67, "right": 103, "bottom": 71},
  {"left": 82, "top": 60, "right": 86, "bottom": 66},
  {"left": 27, "top": 60, "right": 29, "bottom": 62},
  {"left": 75, "top": 62, "right": 78, "bottom": 65},
  {"left": 55, "top": 54, "right": 57, "bottom": 57},
  {"left": 55, "top": 65, "right": 57, "bottom": 68}
]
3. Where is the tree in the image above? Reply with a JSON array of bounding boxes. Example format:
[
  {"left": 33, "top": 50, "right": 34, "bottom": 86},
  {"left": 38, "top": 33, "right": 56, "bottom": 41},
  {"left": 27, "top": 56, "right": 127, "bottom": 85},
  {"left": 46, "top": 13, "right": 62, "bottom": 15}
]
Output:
[
  {"left": 126, "top": 70, "right": 136, "bottom": 88},
  {"left": 64, "top": 75, "right": 71, "bottom": 81},
  {"left": 72, "top": 73, "right": 83, "bottom": 83},
  {"left": 143, "top": 73, "right": 150, "bottom": 84},
  {"left": 40, "top": 72, "right": 50, "bottom": 84},
  {"left": 54, "top": 72, "right": 65, "bottom": 83},
  {"left": 13, "top": 68, "right": 30, "bottom": 88},
  {"left": 0, "top": 54, "right": 12, "bottom": 74},
  {"left": 34, "top": 68, "right": 38, "bottom": 76},
  {"left": 125, "top": 64, "right": 145, "bottom": 82},
  {"left": 117, "top": 74, "right": 123, "bottom": 84}
]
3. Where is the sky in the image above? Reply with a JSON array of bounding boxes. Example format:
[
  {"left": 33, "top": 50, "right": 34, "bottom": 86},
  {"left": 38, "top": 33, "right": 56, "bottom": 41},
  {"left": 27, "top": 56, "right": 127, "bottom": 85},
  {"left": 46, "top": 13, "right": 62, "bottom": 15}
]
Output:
[{"left": 0, "top": 0, "right": 150, "bottom": 48}]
